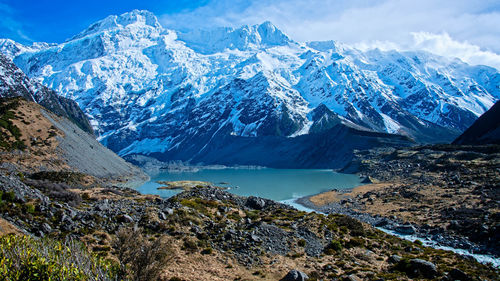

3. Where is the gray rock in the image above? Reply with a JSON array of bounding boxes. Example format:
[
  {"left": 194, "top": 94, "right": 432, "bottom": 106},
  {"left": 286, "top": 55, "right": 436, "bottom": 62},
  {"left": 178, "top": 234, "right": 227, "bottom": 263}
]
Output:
[
  {"left": 343, "top": 274, "right": 362, "bottom": 281},
  {"left": 67, "top": 209, "right": 77, "bottom": 219},
  {"left": 96, "top": 200, "right": 110, "bottom": 211},
  {"left": 250, "top": 234, "right": 261, "bottom": 242},
  {"left": 409, "top": 258, "right": 438, "bottom": 278},
  {"left": 447, "top": 268, "right": 471, "bottom": 281},
  {"left": 218, "top": 206, "right": 230, "bottom": 213},
  {"left": 118, "top": 214, "right": 134, "bottom": 223},
  {"left": 395, "top": 224, "right": 416, "bottom": 235},
  {"left": 374, "top": 218, "right": 391, "bottom": 227},
  {"left": 246, "top": 196, "right": 266, "bottom": 210},
  {"left": 41, "top": 223, "right": 52, "bottom": 233},
  {"left": 388, "top": 254, "right": 402, "bottom": 264},
  {"left": 158, "top": 211, "right": 167, "bottom": 220},
  {"left": 281, "top": 269, "right": 309, "bottom": 281}
]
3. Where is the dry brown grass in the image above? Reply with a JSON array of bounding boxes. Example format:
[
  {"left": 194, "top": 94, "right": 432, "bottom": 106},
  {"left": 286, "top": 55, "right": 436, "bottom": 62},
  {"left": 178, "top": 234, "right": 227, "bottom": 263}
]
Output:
[
  {"left": 0, "top": 99, "right": 71, "bottom": 173},
  {"left": 0, "top": 218, "right": 20, "bottom": 236}
]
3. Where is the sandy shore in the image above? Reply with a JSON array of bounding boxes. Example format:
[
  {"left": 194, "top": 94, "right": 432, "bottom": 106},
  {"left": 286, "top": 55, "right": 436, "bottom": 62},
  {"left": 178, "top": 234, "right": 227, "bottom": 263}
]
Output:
[{"left": 308, "top": 183, "right": 392, "bottom": 207}]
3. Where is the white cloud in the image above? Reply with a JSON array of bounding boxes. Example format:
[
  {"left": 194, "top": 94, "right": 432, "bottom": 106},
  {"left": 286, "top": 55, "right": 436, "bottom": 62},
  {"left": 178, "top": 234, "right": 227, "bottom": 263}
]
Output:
[
  {"left": 410, "top": 32, "right": 500, "bottom": 70},
  {"left": 159, "top": 0, "right": 500, "bottom": 69}
]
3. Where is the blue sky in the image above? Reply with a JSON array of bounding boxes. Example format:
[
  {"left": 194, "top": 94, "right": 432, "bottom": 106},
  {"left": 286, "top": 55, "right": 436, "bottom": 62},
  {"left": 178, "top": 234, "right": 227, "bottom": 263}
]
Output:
[
  {"left": 0, "top": 0, "right": 208, "bottom": 43},
  {"left": 1, "top": 0, "right": 500, "bottom": 69}
]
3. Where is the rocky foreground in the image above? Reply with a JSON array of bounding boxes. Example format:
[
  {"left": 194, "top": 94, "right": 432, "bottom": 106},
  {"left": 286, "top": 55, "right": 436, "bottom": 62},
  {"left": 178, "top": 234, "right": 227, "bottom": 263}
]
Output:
[
  {"left": 0, "top": 96, "right": 499, "bottom": 279},
  {"left": 1, "top": 167, "right": 499, "bottom": 280},
  {"left": 300, "top": 145, "right": 499, "bottom": 260}
]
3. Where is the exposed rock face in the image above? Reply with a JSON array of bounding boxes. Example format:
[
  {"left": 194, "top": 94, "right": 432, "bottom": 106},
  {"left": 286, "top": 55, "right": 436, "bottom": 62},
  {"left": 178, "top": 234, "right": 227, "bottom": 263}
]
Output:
[
  {"left": 41, "top": 107, "right": 147, "bottom": 182},
  {"left": 453, "top": 100, "right": 500, "bottom": 145},
  {"left": 0, "top": 98, "right": 147, "bottom": 185},
  {"left": 0, "top": 53, "right": 93, "bottom": 135}
]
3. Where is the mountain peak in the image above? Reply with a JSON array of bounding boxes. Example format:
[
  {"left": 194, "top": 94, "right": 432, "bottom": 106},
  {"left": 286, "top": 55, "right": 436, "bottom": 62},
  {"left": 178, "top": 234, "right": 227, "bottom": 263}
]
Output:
[
  {"left": 118, "top": 9, "right": 161, "bottom": 28},
  {"left": 255, "top": 21, "right": 290, "bottom": 45},
  {"left": 178, "top": 21, "right": 292, "bottom": 54},
  {"left": 71, "top": 9, "right": 162, "bottom": 41}
]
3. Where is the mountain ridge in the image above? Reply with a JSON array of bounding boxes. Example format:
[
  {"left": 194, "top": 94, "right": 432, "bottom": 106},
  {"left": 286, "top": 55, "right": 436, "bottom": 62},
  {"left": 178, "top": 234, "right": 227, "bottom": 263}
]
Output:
[
  {"left": 0, "top": 53, "right": 94, "bottom": 135},
  {"left": 453, "top": 100, "right": 500, "bottom": 145},
  {"left": 1, "top": 9, "right": 499, "bottom": 167}
]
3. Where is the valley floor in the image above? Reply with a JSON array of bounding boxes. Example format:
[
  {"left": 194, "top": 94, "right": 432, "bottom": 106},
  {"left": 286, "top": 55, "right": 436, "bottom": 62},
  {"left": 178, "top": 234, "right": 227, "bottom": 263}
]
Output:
[{"left": 298, "top": 145, "right": 500, "bottom": 261}]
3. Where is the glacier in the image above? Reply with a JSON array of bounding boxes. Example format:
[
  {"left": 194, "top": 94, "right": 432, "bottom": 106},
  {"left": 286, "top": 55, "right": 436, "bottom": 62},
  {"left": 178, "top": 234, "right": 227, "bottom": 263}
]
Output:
[{"left": 1, "top": 9, "right": 499, "bottom": 168}]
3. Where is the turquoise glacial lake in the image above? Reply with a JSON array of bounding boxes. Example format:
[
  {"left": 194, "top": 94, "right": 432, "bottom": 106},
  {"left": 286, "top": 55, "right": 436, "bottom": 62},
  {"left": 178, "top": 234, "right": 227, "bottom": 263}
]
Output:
[{"left": 137, "top": 168, "right": 362, "bottom": 203}]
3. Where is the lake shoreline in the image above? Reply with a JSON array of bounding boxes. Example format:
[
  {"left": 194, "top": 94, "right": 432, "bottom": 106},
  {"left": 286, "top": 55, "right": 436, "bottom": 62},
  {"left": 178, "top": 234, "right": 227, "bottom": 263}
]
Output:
[
  {"left": 137, "top": 168, "right": 362, "bottom": 202},
  {"left": 296, "top": 186, "right": 500, "bottom": 266}
]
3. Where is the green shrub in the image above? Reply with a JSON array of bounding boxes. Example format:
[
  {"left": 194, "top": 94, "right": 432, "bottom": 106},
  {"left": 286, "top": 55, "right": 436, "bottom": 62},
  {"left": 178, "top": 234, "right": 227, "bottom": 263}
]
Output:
[
  {"left": 1, "top": 191, "right": 15, "bottom": 202},
  {"left": 0, "top": 98, "right": 25, "bottom": 151},
  {"left": 324, "top": 240, "right": 343, "bottom": 255},
  {"left": 394, "top": 257, "right": 412, "bottom": 274},
  {"left": 23, "top": 203, "right": 35, "bottom": 214},
  {"left": 335, "top": 215, "right": 365, "bottom": 236},
  {"left": 28, "top": 171, "right": 85, "bottom": 185},
  {"left": 345, "top": 237, "right": 365, "bottom": 248},
  {"left": 0, "top": 234, "right": 117, "bottom": 281}
]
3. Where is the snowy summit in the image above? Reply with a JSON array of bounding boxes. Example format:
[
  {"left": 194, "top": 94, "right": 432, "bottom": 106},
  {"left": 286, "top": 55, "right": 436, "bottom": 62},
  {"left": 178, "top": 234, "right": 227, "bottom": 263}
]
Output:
[{"left": 1, "top": 10, "right": 499, "bottom": 167}]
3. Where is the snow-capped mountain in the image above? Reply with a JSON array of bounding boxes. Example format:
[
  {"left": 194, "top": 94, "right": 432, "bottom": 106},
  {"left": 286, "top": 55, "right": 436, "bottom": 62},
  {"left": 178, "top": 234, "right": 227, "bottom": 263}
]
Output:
[{"left": 1, "top": 10, "right": 499, "bottom": 167}]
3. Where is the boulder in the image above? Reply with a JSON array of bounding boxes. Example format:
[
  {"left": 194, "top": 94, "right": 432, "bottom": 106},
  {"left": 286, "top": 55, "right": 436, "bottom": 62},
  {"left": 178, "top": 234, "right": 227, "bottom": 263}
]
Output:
[
  {"left": 41, "top": 223, "right": 52, "bottom": 234},
  {"left": 447, "top": 268, "right": 471, "bottom": 281},
  {"left": 388, "top": 254, "right": 402, "bottom": 264},
  {"left": 246, "top": 196, "right": 266, "bottom": 210},
  {"left": 158, "top": 211, "right": 167, "bottom": 220},
  {"left": 117, "top": 214, "right": 134, "bottom": 223},
  {"left": 409, "top": 258, "right": 438, "bottom": 278},
  {"left": 395, "top": 224, "right": 416, "bottom": 235},
  {"left": 281, "top": 270, "right": 308, "bottom": 281}
]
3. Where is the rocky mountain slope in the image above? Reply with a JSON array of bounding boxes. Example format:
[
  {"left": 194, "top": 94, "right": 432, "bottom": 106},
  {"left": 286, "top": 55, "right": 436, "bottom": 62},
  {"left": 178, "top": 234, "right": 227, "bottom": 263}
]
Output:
[
  {"left": 0, "top": 97, "right": 147, "bottom": 184},
  {"left": 0, "top": 53, "right": 146, "bottom": 183},
  {"left": 453, "top": 101, "right": 500, "bottom": 145},
  {"left": 2, "top": 10, "right": 499, "bottom": 168},
  {"left": 0, "top": 53, "right": 93, "bottom": 135}
]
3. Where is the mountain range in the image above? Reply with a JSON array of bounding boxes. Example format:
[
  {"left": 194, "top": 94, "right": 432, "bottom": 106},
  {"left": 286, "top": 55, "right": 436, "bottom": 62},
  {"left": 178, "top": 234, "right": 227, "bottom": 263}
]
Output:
[{"left": 1, "top": 10, "right": 499, "bottom": 168}]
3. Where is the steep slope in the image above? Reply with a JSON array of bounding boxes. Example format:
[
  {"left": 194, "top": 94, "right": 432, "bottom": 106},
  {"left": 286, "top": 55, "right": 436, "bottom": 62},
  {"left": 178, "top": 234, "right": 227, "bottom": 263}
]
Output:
[
  {"left": 453, "top": 100, "right": 500, "bottom": 145},
  {"left": 158, "top": 122, "right": 414, "bottom": 168},
  {"left": 0, "top": 97, "right": 147, "bottom": 184},
  {"left": 0, "top": 53, "right": 94, "bottom": 135},
  {"left": 2, "top": 10, "right": 499, "bottom": 167}
]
